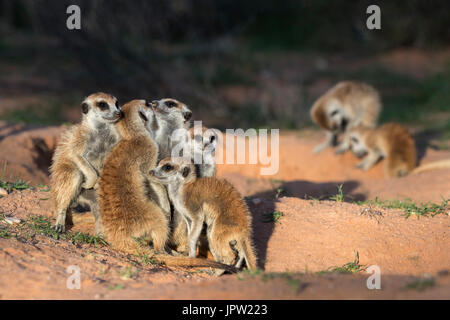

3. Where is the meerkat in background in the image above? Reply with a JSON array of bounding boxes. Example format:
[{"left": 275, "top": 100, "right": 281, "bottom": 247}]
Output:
[
  {"left": 349, "top": 123, "right": 416, "bottom": 178},
  {"left": 169, "top": 125, "right": 219, "bottom": 254},
  {"left": 349, "top": 123, "right": 450, "bottom": 178},
  {"left": 150, "top": 157, "right": 257, "bottom": 274},
  {"left": 98, "top": 100, "right": 233, "bottom": 271},
  {"left": 310, "top": 81, "right": 382, "bottom": 154},
  {"left": 50, "top": 92, "right": 121, "bottom": 233},
  {"left": 150, "top": 98, "right": 192, "bottom": 160}
]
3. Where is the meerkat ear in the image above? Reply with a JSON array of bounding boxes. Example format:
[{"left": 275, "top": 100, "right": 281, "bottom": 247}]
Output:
[
  {"left": 182, "top": 166, "right": 190, "bottom": 178},
  {"left": 81, "top": 102, "right": 89, "bottom": 114}
]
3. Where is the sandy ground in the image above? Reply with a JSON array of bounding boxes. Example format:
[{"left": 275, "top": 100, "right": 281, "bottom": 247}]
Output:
[{"left": 0, "top": 125, "right": 449, "bottom": 299}]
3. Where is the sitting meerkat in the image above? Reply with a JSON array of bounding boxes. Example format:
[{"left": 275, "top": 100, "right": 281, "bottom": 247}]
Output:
[
  {"left": 310, "top": 81, "right": 382, "bottom": 154},
  {"left": 50, "top": 92, "right": 122, "bottom": 233},
  {"left": 349, "top": 123, "right": 450, "bottom": 178},
  {"left": 149, "top": 157, "right": 257, "bottom": 274},
  {"left": 98, "top": 100, "right": 232, "bottom": 271},
  {"left": 189, "top": 125, "right": 219, "bottom": 178},
  {"left": 150, "top": 98, "right": 192, "bottom": 160},
  {"left": 169, "top": 125, "right": 219, "bottom": 254}
]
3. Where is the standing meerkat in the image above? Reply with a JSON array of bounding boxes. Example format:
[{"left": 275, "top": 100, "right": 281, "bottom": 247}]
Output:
[
  {"left": 98, "top": 100, "right": 233, "bottom": 271},
  {"left": 50, "top": 92, "right": 122, "bottom": 233},
  {"left": 349, "top": 123, "right": 450, "bottom": 178},
  {"left": 310, "top": 81, "right": 382, "bottom": 154},
  {"left": 169, "top": 125, "right": 219, "bottom": 254},
  {"left": 150, "top": 98, "right": 192, "bottom": 160},
  {"left": 149, "top": 157, "right": 257, "bottom": 274}
]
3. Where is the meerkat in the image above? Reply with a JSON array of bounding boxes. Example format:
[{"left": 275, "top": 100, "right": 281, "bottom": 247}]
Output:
[
  {"left": 169, "top": 125, "right": 219, "bottom": 255},
  {"left": 149, "top": 157, "right": 257, "bottom": 274},
  {"left": 189, "top": 125, "right": 219, "bottom": 178},
  {"left": 150, "top": 98, "right": 192, "bottom": 160},
  {"left": 50, "top": 92, "right": 122, "bottom": 233},
  {"left": 349, "top": 123, "right": 450, "bottom": 178},
  {"left": 98, "top": 100, "right": 233, "bottom": 271},
  {"left": 310, "top": 81, "right": 382, "bottom": 154}
]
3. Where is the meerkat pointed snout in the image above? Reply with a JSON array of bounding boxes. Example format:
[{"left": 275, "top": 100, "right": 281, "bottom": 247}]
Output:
[
  {"left": 50, "top": 92, "right": 122, "bottom": 234},
  {"left": 150, "top": 157, "right": 258, "bottom": 274}
]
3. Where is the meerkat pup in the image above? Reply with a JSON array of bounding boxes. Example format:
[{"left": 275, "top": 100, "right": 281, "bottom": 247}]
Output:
[
  {"left": 349, "top": 123, "right": 450, "bottom": 178},
  {"left": 149, "top": 157, "right": 257, "bottom": 274},
  {"left": 169, "top": 124, "right": 219, "bottom": 254},
  {"left": 150, "top": 98, "right": 192, "bottom": 160},
  {"left": 98, "top": 100, "right": 232, "bottom": 271},
  {"left": 348, "top": 123, "right": 417, "bottom": 178},
  {"left": 310, "top": 81, "right": 382, "bottom": 154},
  {"left": 50, "top": 92, "right": 122, "bottom": 233}
]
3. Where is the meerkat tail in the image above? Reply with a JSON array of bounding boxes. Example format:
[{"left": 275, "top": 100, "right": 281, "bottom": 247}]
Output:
[
  {"left": 412, "top": 159, "right": 450, "bottom": 174},
  {"left": 237, "top": 238, "right": 258, "bottom": 270},
  {"left": 154, "top": 254, "right": 236, "bottom": 272}
]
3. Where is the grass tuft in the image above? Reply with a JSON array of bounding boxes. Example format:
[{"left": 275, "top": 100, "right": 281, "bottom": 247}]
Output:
[
  {"left": 262, "top": 210, "right": 284, "bottom": 223},
  {"left": 356, "top": 197, "right": 449, "bottom": 218},
  {"left": 318, "top": 251, "right": 366, "bottom": 275},
  {"left": 405, "top": 277, "right": 435, "bottom": 291}
]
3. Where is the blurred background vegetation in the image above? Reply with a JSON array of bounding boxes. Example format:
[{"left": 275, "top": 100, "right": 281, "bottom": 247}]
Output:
[{"left": 0, "top": 0, "right": 449, "bottom": 139}]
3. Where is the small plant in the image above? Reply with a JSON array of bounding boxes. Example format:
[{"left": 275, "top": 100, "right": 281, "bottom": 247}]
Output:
[
  {"left": 318, "top": 251, "right": 366, "bottom": 274},
  {"left": 0, "top": 226, "right": 13, "bottom": 239},
  {"left": 71, "top": 232, "right": 108, "bottom": 246},
  {"left": 120, "top": 265, "right": 139, "bottom": 280},
  {"left": 262, "top": 210, "right": 284, "bottom": 223},
  {"left": 356, "top": 197, "right": 449, "bottom": 218},
  {"left": 329, "top": 184, "right": 344, "bottom": 203},
  {"left": 237, "top": 268, "right": 264, "bottom": 280},
  {"left": 0, "top": 179, "right": 31, "bottom": 193},
  {"left": 405, "top": 277, "right": 435, "bottom": 291},
  {"left": 275, "top": 188, "right": 285, "bottom": 199},
  {"left": 138, "top": 252, "right": 156, "bottom": 265},
  {"left": 262, "top": 272, "right": 303, "bottom": 292},
  {"left": 108, "top": 283, "right": 125, "bottom": 290}
]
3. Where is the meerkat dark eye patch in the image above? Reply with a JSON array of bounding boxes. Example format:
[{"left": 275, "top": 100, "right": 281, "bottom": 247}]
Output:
[
  {"left": 81, "top": 102, "right": 89, "bottom": 114},
  {"left": 165, "top": 100, "right": 177, "bottom": 108},
  {"left": 351, "top": 137, "right": 359, "bottom": 143},
  {"left": 182, "top": 166, "right": 190, "bottom": 178},
  {"left": 97, "top": 101, "right": 109, "bottom": 111},
  {"left": 210, "top": 135, "right": 216, "bottom": 143},
  {"left": 139, "top": 111, "right": 148, "bottom": 122},
  {"left": 162, "top": 164, "right": 174, "bottom": 172},
  {"left": 330, "top": 110, "right": 339, "bottom": 117}
]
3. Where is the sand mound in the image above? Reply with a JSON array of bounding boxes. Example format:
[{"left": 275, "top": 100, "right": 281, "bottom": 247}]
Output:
[{"left": 0, "top": 124, "right": 448, "bottom": 299}]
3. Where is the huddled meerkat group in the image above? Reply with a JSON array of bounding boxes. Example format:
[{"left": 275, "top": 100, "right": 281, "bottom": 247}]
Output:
[
  {"left": 50, "top": 93, "right": 256, "bottom": 273},
  {"left": 311, "top": 81, "right": 450, "bottom": 178}
]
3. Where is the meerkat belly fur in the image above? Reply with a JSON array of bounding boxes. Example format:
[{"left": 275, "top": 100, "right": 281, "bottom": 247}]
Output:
[
  {"left": 50, "top": 92, "right": 121, "bottom": 233},
  {"left": 310, "top": 81, "right": 382, "bottom": 154},
  {"left": 150, "top": 157, "right": 257, "bottom": 274},
  {"left": 97, "top": 100, "right": 232, "bottom": 271}
]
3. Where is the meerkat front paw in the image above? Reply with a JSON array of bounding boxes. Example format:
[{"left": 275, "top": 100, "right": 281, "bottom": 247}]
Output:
[{"left": 52, "top": 223, "right": 65, "bottom": 233}]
